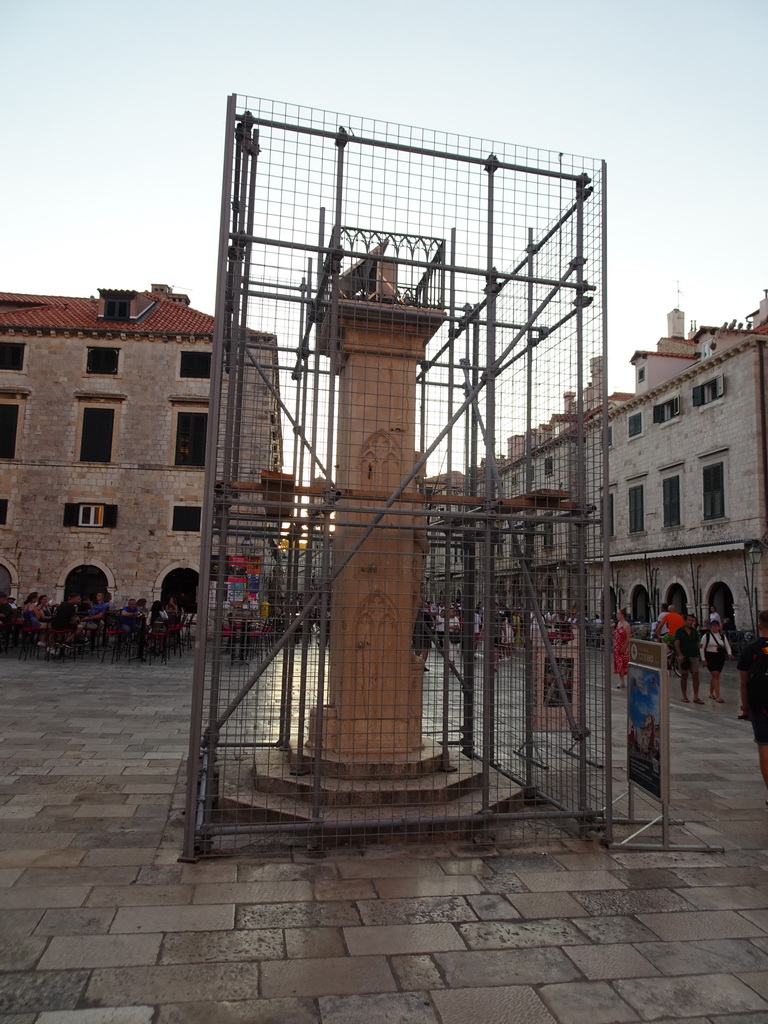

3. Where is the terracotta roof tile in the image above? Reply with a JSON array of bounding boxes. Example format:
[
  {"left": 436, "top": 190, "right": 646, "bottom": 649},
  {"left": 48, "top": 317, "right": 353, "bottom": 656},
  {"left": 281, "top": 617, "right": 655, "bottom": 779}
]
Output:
[{"left": 0, "top": 291, "right": 213, "bottom": 335}]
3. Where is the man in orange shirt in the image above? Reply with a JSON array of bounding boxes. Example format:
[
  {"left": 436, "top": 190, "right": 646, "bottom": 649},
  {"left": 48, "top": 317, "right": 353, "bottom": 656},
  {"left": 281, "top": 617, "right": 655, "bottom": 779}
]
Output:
[{"left": 654, "top": 603, "right": 684, "bottom": 640}]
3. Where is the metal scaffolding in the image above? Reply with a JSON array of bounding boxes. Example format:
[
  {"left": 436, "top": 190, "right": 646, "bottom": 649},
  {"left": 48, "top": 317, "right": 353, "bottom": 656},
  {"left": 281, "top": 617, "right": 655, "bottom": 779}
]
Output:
[{"left": 183, "top": 96, "right": 610, "bottom": 858}]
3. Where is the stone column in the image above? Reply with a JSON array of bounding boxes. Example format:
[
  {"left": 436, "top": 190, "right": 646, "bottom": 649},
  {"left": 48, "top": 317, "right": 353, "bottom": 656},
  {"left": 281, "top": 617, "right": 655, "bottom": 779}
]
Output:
[{"left": 307, "top": 300, "right": 444, "bottom": 776}]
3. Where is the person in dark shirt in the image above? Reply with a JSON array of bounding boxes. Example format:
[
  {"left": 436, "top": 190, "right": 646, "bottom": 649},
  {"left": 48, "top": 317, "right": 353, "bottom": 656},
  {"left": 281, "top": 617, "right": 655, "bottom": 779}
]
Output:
[
  {"left": 737, "top": 609, "right": 768, "bottom": 802},
  {"left": 675, "top": 614, "right": 702, "bottom": 704},
  {"left": 51, "top": 593, "right": 82, "bottom": 641}
]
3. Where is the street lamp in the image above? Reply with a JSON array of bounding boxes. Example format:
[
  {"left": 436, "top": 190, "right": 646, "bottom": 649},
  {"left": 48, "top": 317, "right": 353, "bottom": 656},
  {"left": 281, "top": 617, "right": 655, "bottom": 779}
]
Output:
[{"left": 746, "top": 541, "right": 764, "bottom": 633}]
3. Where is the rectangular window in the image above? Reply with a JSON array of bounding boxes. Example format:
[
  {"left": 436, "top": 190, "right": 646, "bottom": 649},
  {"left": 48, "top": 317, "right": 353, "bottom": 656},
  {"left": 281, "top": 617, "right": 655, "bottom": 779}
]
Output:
[
  {"left": 179, "top": 351, "right": 211, "bottom": 378},
  {"left": 653, "top": 396, "right": 680, "bottom": 423},
  {"left": 703, "top": 462, "right": 725, "bottom": 520},
  {"left": 607, "top": 424, "right": 613, "bottom": 447},
  {"left": 175, "top": 412, "right": 207, "bottom": 466},
  {"left": 104, "top": 298, "right": 130, "bottom": 320},
  {"left": 0, "top": 404, "right": 19, "bottom": 459},
  {"left": 662, "top": 475, "right": 681, "bottom": 527},
  {"left": 63, "top": 503, "right": 118, "bottom": 527},
  {"left": 609, "top": 492, "right": 615, "bottom": 537},
  {"left": 544, "top": 456, "right": 554, "bottom": 476},
  {"left": 0, "top": 343, "right": 24, "bottom": 370},
  {"left": 629, "top": 485, "right": 644, "bottom": 533},
  {"left": 86, "top": 347, "right": 119, "bottom": 375},
  {"left": 628, "top": 412, "right": 642, "bottom": 437},
  {"left": 693, "top": 375, "right": 725, "bottom": 407},
  {"left": 542, "top": 516, "right": 554, "bottom": 548},
  {"left": 638, "top": 367, "right": 646, "bottom": 383},
  {"left": 172, "top": 505, "right": 202, "bottom": 531},
  {"left": 0, "top": 498, "right": 7, "bottom": 525},
  {"left": 79, "top": 407, "right": 114, "bottom": 463}
]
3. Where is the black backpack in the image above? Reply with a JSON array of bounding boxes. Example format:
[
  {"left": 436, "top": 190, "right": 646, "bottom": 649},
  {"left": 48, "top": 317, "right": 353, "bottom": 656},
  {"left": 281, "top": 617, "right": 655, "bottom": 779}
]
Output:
[{"left": 747, "top": 640, "right": 768, "bottom": 710}]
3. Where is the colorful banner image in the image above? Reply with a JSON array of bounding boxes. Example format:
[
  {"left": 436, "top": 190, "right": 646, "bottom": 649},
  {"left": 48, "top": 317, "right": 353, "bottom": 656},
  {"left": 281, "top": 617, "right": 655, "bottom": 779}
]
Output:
[{"left": 627, "top": 662, "right": 662, "bottom": 800}]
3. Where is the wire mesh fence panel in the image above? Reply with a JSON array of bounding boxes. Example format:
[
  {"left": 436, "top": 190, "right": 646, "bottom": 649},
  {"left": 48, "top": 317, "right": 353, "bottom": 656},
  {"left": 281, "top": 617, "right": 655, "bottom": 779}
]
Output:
[{"left": 183, "top": 96, "right": 609, "bottom": 857}]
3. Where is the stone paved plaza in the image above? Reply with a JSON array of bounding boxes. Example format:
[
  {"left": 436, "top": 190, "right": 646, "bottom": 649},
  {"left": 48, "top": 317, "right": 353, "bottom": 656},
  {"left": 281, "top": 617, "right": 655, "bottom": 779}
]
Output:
[{"left": 2, "top": 652, "right": 768, "bottom": 1022}]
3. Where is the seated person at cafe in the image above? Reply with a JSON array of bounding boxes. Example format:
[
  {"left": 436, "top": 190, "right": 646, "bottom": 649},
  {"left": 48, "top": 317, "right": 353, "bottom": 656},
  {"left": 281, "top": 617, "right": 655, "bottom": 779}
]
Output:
[
  {"left": 84, "top": 592, "right": 109, "bottom": 632},
  {"left": 51, "top": 593, "right": 83, "bottom": 642},
  {"left": 119, "top": 599, "right": 142, "bottom": 635}
]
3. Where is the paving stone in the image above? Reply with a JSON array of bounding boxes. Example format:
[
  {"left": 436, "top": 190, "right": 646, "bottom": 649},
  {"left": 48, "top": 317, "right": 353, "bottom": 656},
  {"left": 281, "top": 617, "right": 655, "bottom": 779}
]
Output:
[
  {"left": 374, "top": 874, "right": 488, "bottom": 898},
  {"left": 540, "top": 980, "right": 639, "bottom": 1023},
  {"left": 637, "top": 909, "right": 766, "bottom": 941},
  {"left": 0, "top": 886, "right": 90, "bottom": 910},
  {"left": 574, "top": 888, "right": 692, "bottom": 916},
  {"left": 635, "top": 938, "right": 768, "bottom": 975},
  {"left": 0, "top": 1015, "right": 38, "bottom": 1024},
  {"left": 236, "top": 901, "right": 361, "bottom": 930},
  {"left": 155, "top": 999, "right": 320, "bottom": 1023},
  {"left": 570, "top": 916, "right": 660, "bottom": 944},
  {"left": 552, "top": 853, "right": 621, "bottom": 870},
  {"left": 459, "top": 918, "right": 585, "bottom": 950},
  {"left": 674, "top": 866, "right": 768, "bottom": 887},
  {"left": 430, "top": 984, "right": 556, "bottom": 1023},
  {"left": 313, "top": 879, "right": 377, "bottom": 902},
  {"left": 0, "top": 869, "right": 23, "bottom": 887},
  {"left": 260, "top": 955, "right": 396, "bottom": 998},
  {"left": 0, "top": 936, "right": 47, "bottom": 971},
  {"left": 389, "top": 954, "right": 444, "bottom": 991},
  {"left": 740, "top": 909, "right": 768, "bottom": 932},
  {"left": 480, "top": 871, "right": 530, "bottom": 894},
  {"left": 516, "top": 870, "right": 626, "bottom": 892},
  {"left": 0, "top": 909, "right": 45, "bottom": 938},
  {"left": 357, "top": 896, "right": 476, "bottom": 926},
  {"left": 38, "top": 933, "right": 162, "bottom": 969},
  {"left": 36, "top": 1011, "right": 154, "bottom": 1023},
  {"left": 610, "top": 868, "right": 686, "bottom": 889},
  {"left": 318, "top": 992, "right": 437, "bottom": 1023},
  {"left": 335, "top": 858, "right": 445, "bottom": 879},
  {"left": 0, "top": 850, "right": 81, "bottom": 868},
  {"left": 16, "top": 866, "right": 138, "bottom": 887},
  {"left": 466, "top": 894, "right": 519, "bottom": 920},
  {"left": 507, "top": 892, "right": 590, "bottom": 919},
  {"left": 610, "top": 851, "right": 724, "bottom": 869},
  {"left": 192, "top": 881, "right": 313, "bottom": 904},
  {"left": 285, "top": 926, "right": 346, "bottom": 959},
  {"left": 736, "top": 970, "right": 768, "bottom": 999},
  {"left": 85, "top": 885, "right": 194, "bottom": 907},
  {"left": 85, "top": 963, "right": 261, "bottom": 1005},
  {"left": 110, "top": 904, "right": 234, "bottom": 933},
  {"left": 343, "top": 922, "right": 465, "bottom": 956},
  {"left": 34, "top": 907, "right": 116, "bottom": 936},
  {"left": 677, "top": 885, "right": 768, "bottom": 911},
  {"left": 179, "top": 862, "right": 239, "bottom": 884},
  {"left": 136, "top": 864, "right": 182, "bottom": 885},
  {"left": 0, "top": 971, "right": 89, "bottom": 1013},
  {"left": 488, "top": 854, "right": 566, "bottom": 874},
  {"left": 564, "top": 942, "right": 660, "bottom": 979},
  {"left": 159, "top": 929, "right": 285, "bottom": 964},
  {"left": 237, "top": 863, "right": 338, "bottom": 882},
  {"left": 710, "top": 1015, "right": 768, "bottom": 1024},
  {"left": 434, "top": 947, "right": 581, "bottom": 987},
  {"left": 437, "top": 858, "right": 493, "bottom": 877},
  {"left": 616, "top": 973, "right": 768, "bottom": 1019}
]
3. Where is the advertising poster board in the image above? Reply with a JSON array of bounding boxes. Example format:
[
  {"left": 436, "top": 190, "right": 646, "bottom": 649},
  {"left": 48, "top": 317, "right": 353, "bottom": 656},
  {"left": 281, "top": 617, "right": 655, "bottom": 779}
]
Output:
[
  {"left": 533, "top": 632, "right": 580, "bottom": 732},
  {"left": 627, "top": 639, "right": 669, "bottom": 804}
]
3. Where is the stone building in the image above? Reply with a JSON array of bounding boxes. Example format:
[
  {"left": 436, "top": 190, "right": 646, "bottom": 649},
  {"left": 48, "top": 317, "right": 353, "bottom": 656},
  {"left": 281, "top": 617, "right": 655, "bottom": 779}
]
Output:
[
  {"left": 607, "top": 298, "right": 768, "bottom": 631},
  {"left": 0, "top": 284, "right": 279, "bottom": 607}
]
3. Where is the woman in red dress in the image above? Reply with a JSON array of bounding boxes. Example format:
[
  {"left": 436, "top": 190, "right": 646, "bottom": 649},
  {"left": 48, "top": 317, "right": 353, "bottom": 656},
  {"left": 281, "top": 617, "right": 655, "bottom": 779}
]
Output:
[{"left": 613, "top": 607, "right": 631, "bottom": 688}]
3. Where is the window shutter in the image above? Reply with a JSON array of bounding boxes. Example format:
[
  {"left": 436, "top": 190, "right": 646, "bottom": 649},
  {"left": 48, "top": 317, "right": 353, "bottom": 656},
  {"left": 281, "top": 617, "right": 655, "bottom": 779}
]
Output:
[
  {"left": 103, "top": 504, "right": 118, "bottom": 527},
  {"left": 692, "top": 385, "right": 703, "bottom": 407},
  {"left": 652, "top": 404, "right": 663, "bottom": 423},
  {"left": 80, "top": 408, "right": 114, "bottom": 462},
  {"left": 63, "top": 503, "right": 79, "bottom": 526},
  {"left": 0, "top": 405, "right": 19, "bottom": 459},
  {"left": 0, "top": 498, "right": 7, "bottom": 525},
  {"left": 672, "top": 396, "right": 680, "bottom": 416},
  {"left": 715, "top": 375, "right": 724, "bottom": 398}
]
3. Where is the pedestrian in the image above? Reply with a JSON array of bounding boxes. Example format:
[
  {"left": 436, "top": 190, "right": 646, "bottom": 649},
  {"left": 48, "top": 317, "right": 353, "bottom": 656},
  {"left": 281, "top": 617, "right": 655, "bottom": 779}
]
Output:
[
  {"left": 737, "top": 609, "right": 768, "bottom": 803},
  {"left": 613, "top": 607, "right": 631, "bottom": 688},
  {"left": 675, "top": 613, "right": 703, "bottom": 703},
  {"left": 412, "top": 602, "right": 434, "bottom": 671},
  {"left": 447, "top": 606, "right": 461, "bottom": 664},
  {"left": 700, "top": 619, "right": 732, "bottom": 702}
]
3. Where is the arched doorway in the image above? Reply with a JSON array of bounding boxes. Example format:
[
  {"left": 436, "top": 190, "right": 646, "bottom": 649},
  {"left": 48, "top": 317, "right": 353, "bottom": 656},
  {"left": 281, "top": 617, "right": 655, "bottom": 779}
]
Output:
[
  {"left": 64, "top": 564, "right": 109, "bottom": 600},
  {"left": 666, "top": 582, "right": 688, "bottom": 618},
  {"left": 0, "top": 564, "right": 11, "bottom": 595},
  {"left": 708, "top": 581, "right": 734, "bottom": 629},
  {"left": 162, "top": 568, "right": 199, "bottom": 612},
  {"left": 631, "top": 585, "right": 649, "bottom": 623}
]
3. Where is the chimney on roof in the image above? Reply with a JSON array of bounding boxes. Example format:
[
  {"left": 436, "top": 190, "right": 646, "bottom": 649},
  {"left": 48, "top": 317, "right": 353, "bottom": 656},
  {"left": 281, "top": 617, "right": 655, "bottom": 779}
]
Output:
[
  {"left": 667, "top": 308, "right": 685, "bottom": 338},
  {"left": 756, "top": 289, "right": 768, "bottom": 329},
  {"left": 151, "top": 283, "right": 190, "bottom": 307}
]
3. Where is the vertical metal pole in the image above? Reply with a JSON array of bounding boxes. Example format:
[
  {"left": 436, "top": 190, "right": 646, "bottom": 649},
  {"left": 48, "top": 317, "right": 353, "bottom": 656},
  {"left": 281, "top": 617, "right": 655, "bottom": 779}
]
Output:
[
  {"left": 600, "top": 161, "right": 613, "bottom": 844},
  {"left": 310, "top": 133, "right": 347, "bottom": 823},
  {"left": 442, "top": 228, "right": 458, "bottom": 770},
  {"left": 574, "top": 174, "right": 589, "bottom": 823},
  {"left": 182, "top": 95, "right": 238, "bottom": 859},
  {"left": 461, "top": 317, "right": 480, "bottom": 758},
  {"left": 522, "top": 228, "right": 536, "bottom": 791}
]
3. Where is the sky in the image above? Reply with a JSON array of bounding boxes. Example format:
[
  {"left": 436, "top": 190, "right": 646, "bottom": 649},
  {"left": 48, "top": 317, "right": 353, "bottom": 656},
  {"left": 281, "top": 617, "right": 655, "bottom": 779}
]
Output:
[{"left": 2, "top": 0, "right": 765, "bottom": 393}]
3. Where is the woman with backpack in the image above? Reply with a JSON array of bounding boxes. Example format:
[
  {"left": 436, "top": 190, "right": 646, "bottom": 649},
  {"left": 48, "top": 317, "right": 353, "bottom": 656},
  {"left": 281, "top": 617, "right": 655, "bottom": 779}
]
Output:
[{"left": 700, "top": 619, "right": 733, "bottom": 702}]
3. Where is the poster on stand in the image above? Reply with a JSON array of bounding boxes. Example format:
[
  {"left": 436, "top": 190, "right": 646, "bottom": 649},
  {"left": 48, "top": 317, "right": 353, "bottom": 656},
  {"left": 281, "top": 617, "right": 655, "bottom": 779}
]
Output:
[{"left": 627, "top": 639, "right": 669, "bottom": 803}]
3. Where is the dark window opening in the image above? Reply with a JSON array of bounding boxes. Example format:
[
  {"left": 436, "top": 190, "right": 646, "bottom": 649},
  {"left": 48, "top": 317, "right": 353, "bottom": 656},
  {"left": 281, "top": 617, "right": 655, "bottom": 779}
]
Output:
[
  {"left": 87, "top": 347, "right": 119, "bottom": 375},
  {"left": 175, "top": 412, "right": 207, "bottom": 467},
  {"left": 104, "top": 298, "right": 130, "bottom": 320},
  {"left": 703, "top": 462, "right": 725, "bottom": 520},
  {"left": 79, "top": 408, "right": 114, "bottom": 463},
  {"left": 0, "top": 405, "right": 19, "bottom": 459},
  {"left": 628, "top": 412, "right": 642, "bottom": 437},
  {"left": 0, "top": 343, "right": 24, "bottom": 371},
  {"left": 0, "top": 498, "right": 7, "bottom": 525},
  {"left": 544, "top": 456, "right": 554, "bottom": 476},
  {"left": 653, "top": 396, "right": 680, "bottom": 423},
  {"left": 172, "top": 506, "right": 202, "bottom": 531},
  {"left": 663, "top": 476, "right": 681, "bottom": 527},
  {"left": 629, "top": 484, "right": 644, "bottom": 533},
  {"left": 693, "top": 375, "right": 725, "bottom": 407},
  {"left": 63, "top": 503, "right": 118, "bottom": 528},
  {"left": 179, "top": 351, "right": 211, "bottom": 378}
]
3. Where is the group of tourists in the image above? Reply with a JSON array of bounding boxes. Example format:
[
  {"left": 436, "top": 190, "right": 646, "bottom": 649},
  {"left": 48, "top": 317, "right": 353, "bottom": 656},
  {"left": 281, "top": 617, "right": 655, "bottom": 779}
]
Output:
[{"left": 0, "top": 589, "right": 184, "bottom": 656}]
